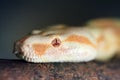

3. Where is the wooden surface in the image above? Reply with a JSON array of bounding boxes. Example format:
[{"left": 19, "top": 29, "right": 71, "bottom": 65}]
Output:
[{"left": 0, "top": 59, "right": 120, "bottom": 80}]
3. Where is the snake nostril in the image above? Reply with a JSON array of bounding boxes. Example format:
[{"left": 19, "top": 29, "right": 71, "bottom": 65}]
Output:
[{"left": 51, "top": 38, "right": 61, "bottom": 47}]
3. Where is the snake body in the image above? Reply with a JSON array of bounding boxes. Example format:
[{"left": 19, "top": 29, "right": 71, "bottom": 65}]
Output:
[{"left": 13, "top": 18, "right": 120, "bottom": 63}]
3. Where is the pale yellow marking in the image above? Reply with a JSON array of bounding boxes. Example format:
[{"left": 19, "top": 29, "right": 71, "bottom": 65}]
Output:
[
  {"left": 32, "top": 44, "right": 50, "bottom": 56},
  {"left": 65, "top": 34, "right": 96, "bottom": 48},
  {"left": 97, "top": 35, "right": 110, "bottom": 50},
  {"left": 91, "top": 19, "right": 119, "bottom": 28},
  {"left": 97, "top": 35, "right": 104, "bottom": 43}
]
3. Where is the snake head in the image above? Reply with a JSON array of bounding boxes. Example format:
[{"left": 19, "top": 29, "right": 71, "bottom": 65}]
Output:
[{"left": 13, "top": 27, "right": 97, "bottom": 63}]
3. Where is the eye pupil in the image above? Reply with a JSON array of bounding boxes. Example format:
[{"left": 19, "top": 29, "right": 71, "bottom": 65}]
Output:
[{"left": 51, "top": 38, "right": 61, "bottom": 47}]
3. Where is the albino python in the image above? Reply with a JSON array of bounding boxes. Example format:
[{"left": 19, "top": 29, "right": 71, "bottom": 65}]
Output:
[{"left": 13, "top": 18, "right": 120, "bottom": 63}]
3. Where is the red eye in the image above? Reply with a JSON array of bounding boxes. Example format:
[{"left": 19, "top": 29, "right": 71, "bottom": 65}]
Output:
[{"left": 51, "top": 38, "right": 61, "bottom": 47}]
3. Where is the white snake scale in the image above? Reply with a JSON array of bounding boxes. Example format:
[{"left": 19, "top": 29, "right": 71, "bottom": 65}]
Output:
[{"left": 13, "top": 18, "right": 120, "bottom": 63}]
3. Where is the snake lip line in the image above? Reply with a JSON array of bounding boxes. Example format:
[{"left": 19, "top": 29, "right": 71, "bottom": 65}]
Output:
[{"left": 15, "top": 53, "right": 37, "bottom": 62}]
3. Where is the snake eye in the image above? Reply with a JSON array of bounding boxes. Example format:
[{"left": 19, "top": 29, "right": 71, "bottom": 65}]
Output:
[{"left": 51, "top": 38, "right": 61, "bottom": 47}]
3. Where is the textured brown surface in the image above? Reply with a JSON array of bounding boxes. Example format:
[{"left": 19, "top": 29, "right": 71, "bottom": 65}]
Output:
[{"left": 0, "top": 59, "right": 120, "bottom": 80}]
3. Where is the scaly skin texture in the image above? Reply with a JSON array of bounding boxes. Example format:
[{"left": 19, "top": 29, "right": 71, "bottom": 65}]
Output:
[
  {"left": 14, "top": 19, "right": 120, "bottom": 63},
  {"left": 87, "top": 18, "right": 120, "bottom": 60}
]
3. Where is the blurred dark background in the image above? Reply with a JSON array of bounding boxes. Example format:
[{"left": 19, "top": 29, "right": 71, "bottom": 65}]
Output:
[{"left": 0, "top": 0, "right": 120, "bottom": 59}]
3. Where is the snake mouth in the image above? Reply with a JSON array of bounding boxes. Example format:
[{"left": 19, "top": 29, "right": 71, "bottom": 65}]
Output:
[
  {"left": 15, "top": 53, "right": 38, "bottom": 63},
  {"left": 15, "top": 53, "right": 50, "bottom": 63}
]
